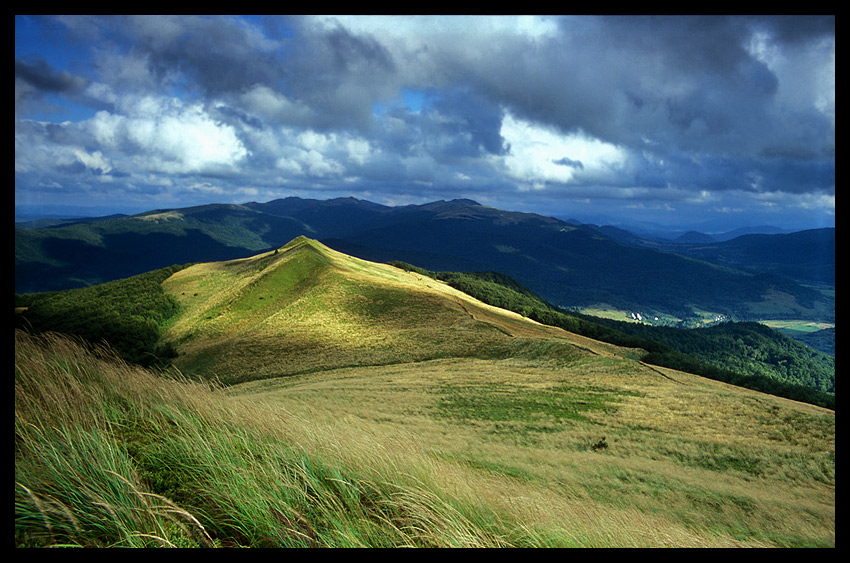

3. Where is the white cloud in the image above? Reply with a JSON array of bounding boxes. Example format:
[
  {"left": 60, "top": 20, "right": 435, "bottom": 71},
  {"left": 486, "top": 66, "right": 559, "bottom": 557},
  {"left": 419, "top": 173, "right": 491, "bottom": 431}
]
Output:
[
  {"left": 312, "top": 15, "right": 559, "bottom": 42},
  {"left": 72, "top": 148, "right": 112, "bottom": 174},
  {"left": 270, "top": 128, "right": 377, "bottom": 177},
  {"left": 87, "top": 96, "right": 248, "bottom": 174},
  {"left": 498, "top": 112, "right": 628, "bottom": 186}
]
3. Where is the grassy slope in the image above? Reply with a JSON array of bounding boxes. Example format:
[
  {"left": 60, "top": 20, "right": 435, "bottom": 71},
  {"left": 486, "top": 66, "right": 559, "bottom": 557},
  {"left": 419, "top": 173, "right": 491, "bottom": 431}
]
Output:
[
  {"left": 16, "top": 327, "right": 834, "bottom": 547},
  {"left": 15, "top": 237, "right": 835, "bottom": 547},
  {"left": 163, "top": 236, "right": 629, "bottom": 385},
  {"left": 232, "top": 357, "right": 835, "bottom": 547}
]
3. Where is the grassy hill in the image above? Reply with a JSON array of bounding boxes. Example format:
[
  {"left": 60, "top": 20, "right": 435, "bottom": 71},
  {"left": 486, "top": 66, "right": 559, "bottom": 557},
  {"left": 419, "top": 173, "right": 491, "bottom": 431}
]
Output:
[
  {"left": 16, "top": 235, "right": 834, "bottom": 405},
  {"left": 162, "top": 236, "right": 627, "bottom": 385},
  {"left": 16, "top": 256, "right": 835, "bottom": 548},
  {"left": 16, "top": 236, "right": 835, "bottom": 547}
]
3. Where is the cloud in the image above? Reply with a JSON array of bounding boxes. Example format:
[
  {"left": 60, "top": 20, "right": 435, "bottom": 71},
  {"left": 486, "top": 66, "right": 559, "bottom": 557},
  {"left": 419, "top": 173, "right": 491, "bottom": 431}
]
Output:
[
  {"left": 498, "top": 112, "right": 627, "bottom": 186},
  {"left": 14, "top": 15, "right": 834, "bottom": 229},
  {"left": 86, "top": 95, "right": 248, "bottom": 174},
  {"left": 15, "top": 58, "right": 88, "bottom": 95},
  {"left": 239, "top": 85, "right": 315, "bottom": 126}
]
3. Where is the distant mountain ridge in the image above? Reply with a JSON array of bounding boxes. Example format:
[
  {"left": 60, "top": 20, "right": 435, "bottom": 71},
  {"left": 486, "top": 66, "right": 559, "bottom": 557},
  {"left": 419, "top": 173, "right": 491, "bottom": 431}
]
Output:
[
  {"left": 15, "top": 197, "right": 834, "bottom": 325},
  {"left": 642, "top": 228, "right": 835, "bottom": 287}
]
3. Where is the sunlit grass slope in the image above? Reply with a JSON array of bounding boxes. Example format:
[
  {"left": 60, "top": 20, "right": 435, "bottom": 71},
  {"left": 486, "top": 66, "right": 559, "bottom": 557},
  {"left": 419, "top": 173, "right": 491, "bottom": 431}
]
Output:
[
  {"left": 16, "top": 328, "right": 834, "bottom": 547},
  {"left": 163, "top": 236, "right": 629, "bottom": 384},
  {"left": 16, "top": 237, "right": 835, "bottom": 547}
]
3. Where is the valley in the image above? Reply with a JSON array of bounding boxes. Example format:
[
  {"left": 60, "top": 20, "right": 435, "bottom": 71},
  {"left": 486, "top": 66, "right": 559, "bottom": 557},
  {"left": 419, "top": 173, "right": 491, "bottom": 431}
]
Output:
[{"left": 15, "top": 198, "right": 835, "bottom": 333}]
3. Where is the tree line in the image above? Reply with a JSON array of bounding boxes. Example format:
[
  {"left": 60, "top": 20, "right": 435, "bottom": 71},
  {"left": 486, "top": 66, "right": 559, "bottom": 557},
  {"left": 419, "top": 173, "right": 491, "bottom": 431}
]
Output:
[
  {"left": 390, "top": 261, "right": 835, "bottom": 410},
  {"left": 15, "top": 264, "right": 190, "bottom": 368}
]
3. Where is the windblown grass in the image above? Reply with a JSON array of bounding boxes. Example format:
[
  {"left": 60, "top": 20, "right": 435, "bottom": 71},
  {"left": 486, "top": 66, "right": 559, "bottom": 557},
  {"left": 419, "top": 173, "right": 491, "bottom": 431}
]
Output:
[
  {"left": 12, "top": 330, "right": 642, "bottom": 547},
  {"left": 15, "top": 238, "right": 835, "bottom": 547},
  {"left": 234, "top": 355, "right": 835, "bottom": 548},
  {"left": 15, "top": 330, "right": 834, "bottom": 547}
]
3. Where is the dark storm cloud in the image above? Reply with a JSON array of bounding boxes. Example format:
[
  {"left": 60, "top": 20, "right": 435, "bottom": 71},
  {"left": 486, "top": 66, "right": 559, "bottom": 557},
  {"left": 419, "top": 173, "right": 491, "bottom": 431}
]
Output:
[
  {"left": 14, "top": 15, "right": 834, "bottom": 229},
  {"left": 429, "top": 88, "right": 509, "bottom": 158},
  {"left": 48, "top": 15, "right": 287, "bottom": 99},
  {"left": 282, "top": 20, "right": 402, "bottom": 131},
  {"left": 121, "top": 15, "right": 286, "bottom": 96},
  {"left": 15, "top": 58, "right": 89, "bottom": 94},
  {"left": 751, "top": 14, "right": 835, "bottom": 44},
  {"left": 441, "top": 15, "right": 830, "bottom": 163}
]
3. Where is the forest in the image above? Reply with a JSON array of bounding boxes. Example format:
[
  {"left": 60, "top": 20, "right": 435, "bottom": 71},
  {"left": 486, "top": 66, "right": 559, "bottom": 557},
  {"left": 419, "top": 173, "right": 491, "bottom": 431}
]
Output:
[
  {"left": 15, "top": 264, "right": 189, "bottom": 368},
  {"left": 390, "top": 262, "right": 835, "bottom": 410}
]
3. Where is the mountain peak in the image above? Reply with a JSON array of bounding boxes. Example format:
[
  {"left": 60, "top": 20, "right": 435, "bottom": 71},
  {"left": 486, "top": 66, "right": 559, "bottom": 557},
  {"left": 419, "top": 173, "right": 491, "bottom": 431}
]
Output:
[
  {"left": 280, "top": 234, "right": 316, "bottom": 250},
  {"left": 449, "top": 198, "right": 481, "bottom": 206},
  {"left": 416, "top": 198, "right": 481, "bottom": 210},
  {"left": 162, "top": 238, "right": 596, "bottom": 385}
]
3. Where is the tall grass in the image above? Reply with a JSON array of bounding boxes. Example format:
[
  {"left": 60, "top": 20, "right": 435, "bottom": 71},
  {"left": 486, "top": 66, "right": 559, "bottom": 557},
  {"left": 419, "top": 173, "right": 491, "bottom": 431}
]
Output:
[
  {"left": 15, "top": 330, "right": 833, "bottom": 547},
  {"left": 15, "top": 331, "right": 214, "bottom": 547},
  {"left": 14, "top": 330, "right": 565, "bottom": 547}
]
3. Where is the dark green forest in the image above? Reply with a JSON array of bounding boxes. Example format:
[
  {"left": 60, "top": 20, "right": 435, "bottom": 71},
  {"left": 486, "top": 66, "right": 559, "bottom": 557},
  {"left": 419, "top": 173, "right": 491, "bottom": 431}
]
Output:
[
  {"left": 390, "top": 262, "right": 835, "bottom": 410},
  {"left": 15, "top": 264, "right": 189, "bottom": 368}
]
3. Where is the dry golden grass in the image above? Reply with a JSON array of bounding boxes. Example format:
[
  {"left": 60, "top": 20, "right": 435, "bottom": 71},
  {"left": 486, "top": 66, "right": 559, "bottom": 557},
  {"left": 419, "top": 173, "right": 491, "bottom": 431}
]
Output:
[
  {"left": 17, "top": 320, "right": 834, "bottom": 547},
  {"left": 142, "top": 237, "right": 835, "bottom": 546},
  {"left": 230, "top": 353, "right": 834, "bottom": 547},
  {"left": 162, "top": 238, "right": 630, "bottom": 384}
]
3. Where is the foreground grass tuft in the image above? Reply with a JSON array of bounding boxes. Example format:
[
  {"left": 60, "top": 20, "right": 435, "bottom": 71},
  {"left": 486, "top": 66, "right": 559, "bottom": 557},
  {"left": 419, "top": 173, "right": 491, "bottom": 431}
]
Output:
[{"left": 15, "top": 330, "right": 557, "bottom": 547}]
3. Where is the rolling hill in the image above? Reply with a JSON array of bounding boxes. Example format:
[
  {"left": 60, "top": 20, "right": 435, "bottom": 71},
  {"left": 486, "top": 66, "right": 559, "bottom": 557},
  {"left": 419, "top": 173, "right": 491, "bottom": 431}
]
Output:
[
  {"left": 161, "top": 236, "right": 627, "bottom": 385},
  {"left": 16, "top": 236, "right": 834, "bottom": 406},
  {"left": 15, "top": 197, "right": 835, "bottom": 328},
  {"left": 15, "top": 236, "right": 835, "bottom": 547}
]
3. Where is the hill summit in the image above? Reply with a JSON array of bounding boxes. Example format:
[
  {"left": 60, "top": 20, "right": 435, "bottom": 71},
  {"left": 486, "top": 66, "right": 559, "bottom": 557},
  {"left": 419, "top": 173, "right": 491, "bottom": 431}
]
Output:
[{"left": 163, "top": 236, "right": 624, "bottom": 385}]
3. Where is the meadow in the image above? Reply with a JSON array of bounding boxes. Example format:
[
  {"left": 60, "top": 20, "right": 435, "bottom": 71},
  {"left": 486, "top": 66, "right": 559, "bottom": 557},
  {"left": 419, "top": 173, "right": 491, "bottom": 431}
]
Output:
[
  {"left": 15, "top": 238, "right": 835, "bottom": 547},
  {"left": 15, "top": 330, "right": 834, "bottom": 547}
]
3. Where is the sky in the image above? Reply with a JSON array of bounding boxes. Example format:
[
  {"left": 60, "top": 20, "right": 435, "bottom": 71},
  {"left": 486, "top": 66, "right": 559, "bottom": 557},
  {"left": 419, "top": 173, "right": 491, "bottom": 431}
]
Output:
[{"left": 15, "top": 15, "right": 835, "bottom": 232}]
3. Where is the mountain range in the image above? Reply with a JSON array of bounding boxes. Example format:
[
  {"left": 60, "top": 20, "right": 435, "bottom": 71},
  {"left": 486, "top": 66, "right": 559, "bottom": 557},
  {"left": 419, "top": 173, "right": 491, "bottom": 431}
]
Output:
[{"left": 15, "top": 197, "right": 834, "bottom": 327}]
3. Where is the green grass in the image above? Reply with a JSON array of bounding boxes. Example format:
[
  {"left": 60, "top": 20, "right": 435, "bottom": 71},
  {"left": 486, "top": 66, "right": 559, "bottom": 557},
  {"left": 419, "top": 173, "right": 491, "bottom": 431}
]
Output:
[
  {"left": 15, "top": 330, "right": 835, "bottom": 547},
  {"left": 15, "top": 331, "right": 523, "bottom": 547},
  {"left": 434, "top": 383, "right": 641, "bottom": 427},
  {"left": 15, "top": 238, "right": 835, "bottom": 548}
]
